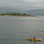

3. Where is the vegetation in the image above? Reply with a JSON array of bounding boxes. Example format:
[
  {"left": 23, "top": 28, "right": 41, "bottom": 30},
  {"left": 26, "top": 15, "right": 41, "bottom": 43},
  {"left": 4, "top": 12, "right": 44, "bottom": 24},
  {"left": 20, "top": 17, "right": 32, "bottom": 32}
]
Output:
[{"left": 0, "top": 13, "right": 32, "bottom": 16}]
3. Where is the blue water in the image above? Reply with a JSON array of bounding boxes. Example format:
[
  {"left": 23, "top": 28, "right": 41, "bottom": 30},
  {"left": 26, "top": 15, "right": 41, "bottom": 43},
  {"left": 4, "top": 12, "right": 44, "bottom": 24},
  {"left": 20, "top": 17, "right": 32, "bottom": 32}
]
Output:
[{"left": 0, "top": 16, "right": 44, "bottom": 44}]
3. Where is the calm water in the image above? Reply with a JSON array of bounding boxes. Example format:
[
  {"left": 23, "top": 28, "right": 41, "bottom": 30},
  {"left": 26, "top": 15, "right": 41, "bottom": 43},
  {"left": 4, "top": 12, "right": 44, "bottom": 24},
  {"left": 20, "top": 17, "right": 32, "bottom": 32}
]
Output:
[{"left": 0, "top": 16, "right": 44, "bottom": 44}]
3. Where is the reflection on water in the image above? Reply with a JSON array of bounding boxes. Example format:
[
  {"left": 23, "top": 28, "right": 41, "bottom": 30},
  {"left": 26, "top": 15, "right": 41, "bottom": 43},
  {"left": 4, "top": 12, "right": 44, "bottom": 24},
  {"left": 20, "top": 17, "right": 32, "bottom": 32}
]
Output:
[{"left": 0, "top": 16, "right": 44, "bottom": 44}]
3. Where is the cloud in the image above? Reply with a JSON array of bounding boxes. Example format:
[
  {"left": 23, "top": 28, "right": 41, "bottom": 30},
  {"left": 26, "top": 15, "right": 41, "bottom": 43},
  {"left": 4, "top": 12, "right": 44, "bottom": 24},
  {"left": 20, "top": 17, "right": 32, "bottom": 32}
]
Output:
[
  {"left": 0, "top": 0, "right": 44, "bottom": 10},
  {"left": 24, "top": 0, "right": 44, "bottom": 3},
  {"left": 24, "top": 0, "right": 37, "bottom": 2}
]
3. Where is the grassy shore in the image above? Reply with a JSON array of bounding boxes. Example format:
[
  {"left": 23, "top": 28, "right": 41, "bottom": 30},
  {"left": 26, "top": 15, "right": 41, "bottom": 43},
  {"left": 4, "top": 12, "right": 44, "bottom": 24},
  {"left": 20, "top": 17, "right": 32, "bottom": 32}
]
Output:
[{"left": 0, "top": 13, "right": 36, "bottom": 17}]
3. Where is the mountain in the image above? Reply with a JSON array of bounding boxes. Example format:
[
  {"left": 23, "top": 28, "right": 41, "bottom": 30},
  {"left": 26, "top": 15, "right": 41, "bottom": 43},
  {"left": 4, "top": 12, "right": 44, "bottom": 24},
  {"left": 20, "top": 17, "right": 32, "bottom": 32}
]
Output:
[
  {"left": 0, "top": 7, "right": 24, "bottom": 14},
  {"left": 25, "top": 9, "right": 44, "bottom": 16},
  {"left": 0, "top": 7, "right": 44, "bottom": 16}
]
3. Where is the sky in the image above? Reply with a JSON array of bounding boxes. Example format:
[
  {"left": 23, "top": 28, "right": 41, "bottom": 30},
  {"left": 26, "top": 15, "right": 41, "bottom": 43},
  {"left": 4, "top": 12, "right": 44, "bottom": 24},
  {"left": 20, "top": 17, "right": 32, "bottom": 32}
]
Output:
[{"left": 0, "top": 0, "right": 44, "bottom": 11}]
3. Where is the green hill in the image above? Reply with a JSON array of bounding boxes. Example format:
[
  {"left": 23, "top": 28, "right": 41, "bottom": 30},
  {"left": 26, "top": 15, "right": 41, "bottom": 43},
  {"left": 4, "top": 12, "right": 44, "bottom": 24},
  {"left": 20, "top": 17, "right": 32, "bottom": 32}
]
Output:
[{"left": 0, "top": 13, "right": 32, "bottom": 16}]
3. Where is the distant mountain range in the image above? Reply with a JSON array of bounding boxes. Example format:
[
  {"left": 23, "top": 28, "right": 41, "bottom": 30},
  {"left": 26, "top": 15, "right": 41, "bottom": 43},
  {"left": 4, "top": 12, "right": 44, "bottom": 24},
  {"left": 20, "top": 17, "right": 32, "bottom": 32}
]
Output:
[
  {"left": 0, "top": 7, "right": 44, "bottom": 16},
  {"left": 0, "top": 7, "right": 24, "bottom": 14},
  {"left": 25, "top": 9, "right": 44, "bottom": 16}
]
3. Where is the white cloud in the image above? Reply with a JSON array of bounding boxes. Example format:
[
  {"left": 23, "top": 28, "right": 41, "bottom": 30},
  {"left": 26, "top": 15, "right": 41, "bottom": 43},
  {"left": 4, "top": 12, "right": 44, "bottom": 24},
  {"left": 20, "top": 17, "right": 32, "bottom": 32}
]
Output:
[
  {"left": 24, "top": 0, "right": 37, "bottom": 2},
  {"left": 24, "top": 0, "right": 44, "bottom": 2},
  {"left": 0, "top": 0, "right": 44, "bottom": 10}
]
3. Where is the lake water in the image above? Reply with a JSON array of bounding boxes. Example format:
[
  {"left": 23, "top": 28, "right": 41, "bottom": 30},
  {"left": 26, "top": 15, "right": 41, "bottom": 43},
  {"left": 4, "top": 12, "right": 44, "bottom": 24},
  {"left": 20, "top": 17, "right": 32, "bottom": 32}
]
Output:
[{"left": 0, "top": 16, "right": 44, "bottom": 44}]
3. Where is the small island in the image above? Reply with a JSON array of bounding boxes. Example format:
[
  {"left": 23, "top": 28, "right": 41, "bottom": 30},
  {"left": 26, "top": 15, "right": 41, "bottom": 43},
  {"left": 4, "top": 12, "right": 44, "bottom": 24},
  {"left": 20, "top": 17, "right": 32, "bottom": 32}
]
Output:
[
  {"left": 0, "top": 13, "right": 32, "bottom": 16},
  {"left": 0, "top": 13, "right": 36, "bottom": 17}
]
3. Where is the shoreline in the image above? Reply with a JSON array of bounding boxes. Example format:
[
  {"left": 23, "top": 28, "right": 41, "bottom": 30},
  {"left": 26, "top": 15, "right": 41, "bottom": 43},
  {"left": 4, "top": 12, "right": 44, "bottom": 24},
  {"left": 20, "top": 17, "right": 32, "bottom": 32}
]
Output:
[{"left": 0, "top": 16, "right": 37, "bottom": 17}]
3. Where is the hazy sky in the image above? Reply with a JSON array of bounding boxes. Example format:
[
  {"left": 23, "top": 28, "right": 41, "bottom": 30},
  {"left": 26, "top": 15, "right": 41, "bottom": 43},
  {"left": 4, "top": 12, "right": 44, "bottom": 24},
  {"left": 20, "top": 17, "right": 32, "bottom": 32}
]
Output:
[{"left": 0, "top": 0, "right": 44, "bottom": 10}]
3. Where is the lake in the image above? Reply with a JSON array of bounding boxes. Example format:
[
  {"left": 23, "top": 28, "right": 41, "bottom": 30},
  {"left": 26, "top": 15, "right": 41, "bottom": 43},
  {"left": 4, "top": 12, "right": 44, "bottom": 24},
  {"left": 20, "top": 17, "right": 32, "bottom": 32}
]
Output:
[{"left": 0, "top": 16, "right": 44, "bottom": 44}]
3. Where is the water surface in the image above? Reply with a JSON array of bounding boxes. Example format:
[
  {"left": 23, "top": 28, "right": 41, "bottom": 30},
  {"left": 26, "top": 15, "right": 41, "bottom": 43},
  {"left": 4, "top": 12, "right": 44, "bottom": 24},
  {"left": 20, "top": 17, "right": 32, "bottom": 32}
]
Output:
[{"left": 0, "top": 16, "right": 44, "bottom": 44}]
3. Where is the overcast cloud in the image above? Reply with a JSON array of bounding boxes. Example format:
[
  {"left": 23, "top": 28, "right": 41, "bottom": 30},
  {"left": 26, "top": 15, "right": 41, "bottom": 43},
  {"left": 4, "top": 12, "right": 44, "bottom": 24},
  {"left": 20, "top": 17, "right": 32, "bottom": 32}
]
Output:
[{"left": 0, "top": 0, "right": 44, "bottom": 11}]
